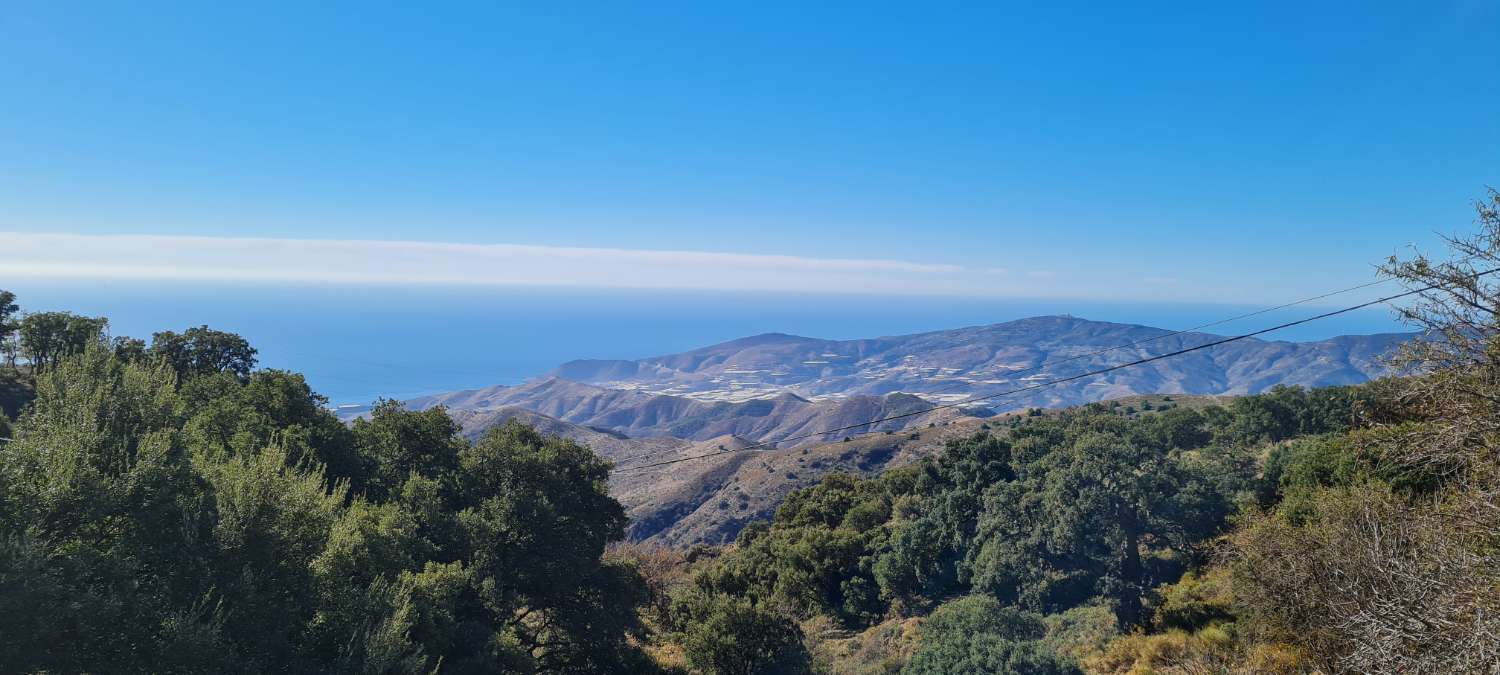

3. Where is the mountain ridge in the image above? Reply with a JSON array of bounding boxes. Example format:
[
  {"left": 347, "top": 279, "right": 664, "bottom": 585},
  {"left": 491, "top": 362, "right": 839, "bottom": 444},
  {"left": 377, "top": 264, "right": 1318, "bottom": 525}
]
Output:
[
  {"left": 543, "top": 315, "right": 1408, "bottom": 406},
  {"left": 403, "top": 311, "right": 1413, "bottom": 548},
  {"left": 392, "top": 316, "right": 1408, "bottom": 449}
]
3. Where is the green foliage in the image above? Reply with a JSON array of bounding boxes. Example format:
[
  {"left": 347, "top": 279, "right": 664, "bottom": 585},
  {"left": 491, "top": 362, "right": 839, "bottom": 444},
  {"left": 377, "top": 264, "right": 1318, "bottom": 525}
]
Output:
[
  {"left": 680, "top": 387, "right": 1367, "bottom": 671},
  {"left": 969, "top": 416, "right": 1229, "bottom": 626},
  {"left": 1217, "top": 385, "right": 1365, "bottom": 446},
  {"left": 18, "top": 310, "right": 109, "bottom": 371},
  {"left": 0, "top": 347, "right": 214, "bottom": 672},
  {"left": 201, "top": 445, "right": 347, "bottom": 669},
  {"left": 0, "top": 289, "right": 18, "bottom": 365},
  {"left": 0, "top": 342, "right": 658, "bottom": 673},
  {"left": 696, "top": 473, "right": 891, "bottom": 625},
  {"left": 674, "top": 591, "right": 810, "bottom": 675},
  {"left": 921, "top": 595, "right": 1045, "bottom": 642},
  {"left": 872, "top": 432, "right": 1016, "bottom": 610},
  {"left": 151, "top": 325, "right": 258, "bottom": 382},
  {"left": 901, "top": 596, "right": 1078, "bottom": 675},
  {"left": 874, "top": 511, "right": 957, "bottom": 608},
  {"left": 1039, "top": 604, "right": 1118, "bottom": 664},
  {"left": 449, "top": 421, "right": 646, "bottom": 673},
  {"left": 1149, "top": 567, "right": 1235, "bottom": 633},
  {"left": 1258, "top": 428, "right": 1447, "bottom": 519},
  {"left": 0, "top": 291, "right": 1448, "bottom": 674},
  {"left": 1080, "top": 197, "right": 1500, "bottom": 674},
  {"left": 0, "top": 366, "right": 32, "bottom": 421},
  {"left": 180, "top": 369, "right": 365, "bottom": 487},
  {"left": 111, "top": 335, "right": 149, "bottom": 363},
  {"left": 903, "top": 633, "right": 1079, "bottom": 675},
  {"left": 352, "top": 400, "right": 465, "bottom": 501}
]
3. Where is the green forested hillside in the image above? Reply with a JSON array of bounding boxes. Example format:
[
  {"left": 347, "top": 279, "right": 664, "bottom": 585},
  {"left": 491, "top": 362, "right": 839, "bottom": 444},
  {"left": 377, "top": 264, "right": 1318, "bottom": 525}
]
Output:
[
  {"left": 622, "top": 194, "right": 1500, "bottom": 674},
  {"left": 634, "top": 385, "right": 1372, "bottom": 673}
]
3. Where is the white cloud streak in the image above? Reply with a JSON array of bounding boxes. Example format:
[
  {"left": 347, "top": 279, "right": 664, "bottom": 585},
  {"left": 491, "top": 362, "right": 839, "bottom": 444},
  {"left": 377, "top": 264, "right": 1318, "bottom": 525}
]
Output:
[{"left": 1, "top": 232, "right": 1043, "bottom": 296}]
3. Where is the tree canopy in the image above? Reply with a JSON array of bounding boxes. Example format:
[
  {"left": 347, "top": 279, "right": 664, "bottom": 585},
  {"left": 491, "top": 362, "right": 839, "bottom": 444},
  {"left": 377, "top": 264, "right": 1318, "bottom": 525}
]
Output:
[
  {"left": 0, "top": 289, "right": 18, "bottom": 366},
  {"left": 665, "top": 387, "right": 1367, "bottom": 673},
  {"left": 17, "top": 310, "right": 109, "bottom": 372},
  {"left": 151, "top": 325, "right": 258, "bottom": 382},
  {"left": 0, "top": 341, "right": 660, "bottom": 673}
]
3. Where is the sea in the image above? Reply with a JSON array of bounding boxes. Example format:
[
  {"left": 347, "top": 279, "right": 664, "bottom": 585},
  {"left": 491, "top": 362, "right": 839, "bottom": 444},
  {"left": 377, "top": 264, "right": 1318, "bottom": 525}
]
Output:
[{"left": 4, "top": 280, "right": 1408, "bottom": 407}]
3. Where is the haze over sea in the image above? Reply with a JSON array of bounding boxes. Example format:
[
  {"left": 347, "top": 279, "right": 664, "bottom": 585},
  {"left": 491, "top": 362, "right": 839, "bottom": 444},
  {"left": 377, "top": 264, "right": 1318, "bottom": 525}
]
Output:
[{"left": 8, "top": 280, "right": 1406, "bottom": 407}]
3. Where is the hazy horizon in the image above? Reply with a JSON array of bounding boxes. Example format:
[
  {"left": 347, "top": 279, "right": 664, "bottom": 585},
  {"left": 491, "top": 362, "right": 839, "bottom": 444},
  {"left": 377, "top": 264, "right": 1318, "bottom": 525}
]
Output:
[{"left": 6, "top": 279, "right": 1408, "bottom": 405}]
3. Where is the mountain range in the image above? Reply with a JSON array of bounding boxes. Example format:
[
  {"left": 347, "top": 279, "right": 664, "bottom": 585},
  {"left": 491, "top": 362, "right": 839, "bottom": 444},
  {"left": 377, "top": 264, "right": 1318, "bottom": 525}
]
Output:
[
  {"left": 393, "top": 316, "right": 1406, "bottom": 442},
  {"left": 549, "top": 315, "right": 1405, "bottom": 404},
  {"left": 353, "top": 315, "right": 1411, "bottom": 545}
]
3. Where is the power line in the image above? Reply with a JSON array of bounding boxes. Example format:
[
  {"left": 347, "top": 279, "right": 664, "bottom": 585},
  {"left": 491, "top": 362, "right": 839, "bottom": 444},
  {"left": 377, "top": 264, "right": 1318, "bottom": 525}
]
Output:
[
  {"left": 822, "top": 271, "right": 1392, "bottom": 408},
  {"left": 613, "top": 270, "right": 1497, "bottom": 474},
  {"left": 673, "top": 256, "right": 1481, "bottom": 425},
  {"left": 606, "top": 273, "right": 1397, "bottom": 468}
]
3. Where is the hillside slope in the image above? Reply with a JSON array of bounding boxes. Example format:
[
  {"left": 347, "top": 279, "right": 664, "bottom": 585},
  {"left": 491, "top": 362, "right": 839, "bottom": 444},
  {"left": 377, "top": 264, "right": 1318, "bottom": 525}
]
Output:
[
  {"left": 616, "top": 394, "right": 1220, "bottom": 546},
  {"left": 446, "top": 397, "right": 1211, "bottom": 547},
  {"left": 438, "top": 403, "right": 974, "bottom": 545},
  {"left": 410, "top": 377, "right": 979, "bottom": 446}
]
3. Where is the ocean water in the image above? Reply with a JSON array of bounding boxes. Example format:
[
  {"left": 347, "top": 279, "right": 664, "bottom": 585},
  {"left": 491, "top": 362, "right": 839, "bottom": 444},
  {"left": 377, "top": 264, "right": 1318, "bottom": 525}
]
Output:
[{"left": 4, "top": 280, "right": 1408, "bottom": 406}]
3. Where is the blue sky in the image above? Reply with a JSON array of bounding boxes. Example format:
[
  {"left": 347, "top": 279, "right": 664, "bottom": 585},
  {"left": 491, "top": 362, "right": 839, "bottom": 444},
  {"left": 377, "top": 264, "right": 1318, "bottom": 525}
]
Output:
[{"left": 2, "top": 1, "right": 1497, "bottom": 302}]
